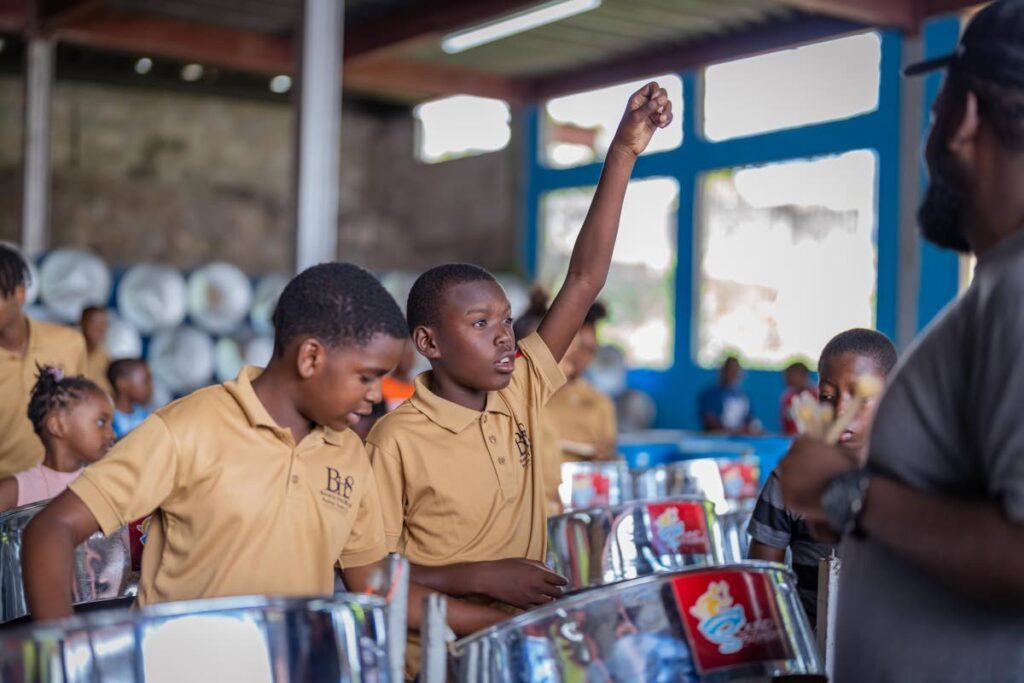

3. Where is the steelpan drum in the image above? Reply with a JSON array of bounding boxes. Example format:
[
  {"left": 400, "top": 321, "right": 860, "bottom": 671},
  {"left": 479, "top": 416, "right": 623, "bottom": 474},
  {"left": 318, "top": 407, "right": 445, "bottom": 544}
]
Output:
[
  {"left": 717, "top": 456, "right": 761, "bottom": 512},
  {"left": 250, "top": 273, "right": 289, "bottom": 337},
  {"left": 450, "top": 563, "right": 822, "bottom": 683},
  {"left": 631, "top": 459, "right": 729, "bottom": 514},
  {"left": 38, "top": 248, "right": 112, "bottom": 323},
  {"left": 0, "top": 593, "right": 391, "bottom": 683},
  {"left": 558, "top": 462, "right": 632, "bottom": 512},
  {"left": 188, "top": 262, "right": 253, "bottom": 336},
  {"left": 548, "top": 497, "right": 730, "bottom": 592},
  {"left": 148, "top": 325, "right": 214, "bottom": 393},
  {"left": 117, "top": 264, "right": 188, "bottom": 335},
  {"left": 0, "top": 502, "right": 135, "bottom": 623}
]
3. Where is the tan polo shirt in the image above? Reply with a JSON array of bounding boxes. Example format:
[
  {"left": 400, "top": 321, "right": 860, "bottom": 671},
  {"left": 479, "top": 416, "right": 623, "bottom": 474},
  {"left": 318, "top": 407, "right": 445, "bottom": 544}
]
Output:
[
  {"left": 537, "top": 414, "right": 563, "bottom": 516},
  {"left": 85, "top": 347, "right": 113, "bottom": 397},
  {"left": 69, "top": 367, "right": 387, "bottom": 606},
  {"left": 0, "top": 318, "right": 88, "bottom": 478},
  {"left": 366, "top": 332, "right": 566, "bottom": 567},
  {"left": 545, "top": 378, "right": 617, "bottom": 461}
]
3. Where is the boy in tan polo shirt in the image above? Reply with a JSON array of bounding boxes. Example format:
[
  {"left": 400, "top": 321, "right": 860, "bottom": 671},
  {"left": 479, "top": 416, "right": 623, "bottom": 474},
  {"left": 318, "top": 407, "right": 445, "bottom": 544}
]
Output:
[
  {"left": 22, "top": 264, "right": 507, "bottom": 635},
  {"left": 367, "top": 83, "right": 673, "bottom": 669},
  {"left": 546, "top": 302, "right": 618, "bottom": 462},
  {"left": 0, "top": 245, "right": 88, "bottom": 478}
]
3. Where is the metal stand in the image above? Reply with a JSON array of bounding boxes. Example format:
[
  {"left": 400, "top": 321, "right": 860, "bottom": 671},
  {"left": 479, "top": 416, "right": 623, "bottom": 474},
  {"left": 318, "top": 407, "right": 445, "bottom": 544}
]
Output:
[
  {"left": 420, "top": 593, "right": 453, "bottom": 683},
  {"left": 385, "top": 554, "right": 410, "bottom": 683},
  {"left": 816, "top": 550, "right": 841, "bottom": 679}
]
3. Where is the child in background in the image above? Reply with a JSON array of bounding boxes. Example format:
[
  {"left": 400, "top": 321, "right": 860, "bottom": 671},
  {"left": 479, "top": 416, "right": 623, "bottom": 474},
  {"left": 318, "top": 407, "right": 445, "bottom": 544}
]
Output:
[
  {"left": 107, "top": 358, "right": 154, "bottom": 439},
  {"left": 0, "top": 245, "right": 88, "bottom": 478},
  {"left": 381, "top": 340, "right": 417, "bottom": 411},
  {"left": 748, "top": 328, "right": 898, "bottom": 625},
  {"left": 698, "top": 356, "right": 761, "bottom": 435},
  {"left": 367, "top": 82, "right": 672, "bottom": 678},
  {"left": 545, "top": 301, "right": 618, "bottom": 461},
  {"left": 80, "top": 306, "right": 113, "bottom": 397},
  {"left": 0, "top": 366, "right": 114, "bottom": 512},
  {"left": 779, "top": 361, "right": 816, "bottom": 436},
  {"left": 513, "top": 289, "right": 564, "bottom": 516}
]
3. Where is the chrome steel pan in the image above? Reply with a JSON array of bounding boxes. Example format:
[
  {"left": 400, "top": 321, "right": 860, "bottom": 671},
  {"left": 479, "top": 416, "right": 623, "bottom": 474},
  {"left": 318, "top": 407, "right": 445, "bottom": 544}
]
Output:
[{"left": 558, "top": 462, "right": 632, "bottom": 512}]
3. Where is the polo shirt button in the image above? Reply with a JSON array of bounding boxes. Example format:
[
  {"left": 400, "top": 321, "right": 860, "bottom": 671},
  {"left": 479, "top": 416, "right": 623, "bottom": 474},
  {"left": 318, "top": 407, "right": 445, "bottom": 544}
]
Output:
[
  {"left": 291, "top": 475, "right": 299, "bottom": 484},
  {"left": 498, "top": 457, "right": 506, "bottom": 465},
  {"left": 482, "top": 415, "right": 488, "bottom": 423},
  {"left": 489, "top": 436, "right": 497, "bottom": 444}
]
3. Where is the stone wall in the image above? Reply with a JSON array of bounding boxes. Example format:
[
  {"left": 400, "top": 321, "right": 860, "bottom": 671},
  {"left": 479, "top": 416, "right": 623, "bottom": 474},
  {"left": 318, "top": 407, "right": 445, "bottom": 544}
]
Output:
[{"left": 0, "top": 77, "right": 519, "bottom": 274}]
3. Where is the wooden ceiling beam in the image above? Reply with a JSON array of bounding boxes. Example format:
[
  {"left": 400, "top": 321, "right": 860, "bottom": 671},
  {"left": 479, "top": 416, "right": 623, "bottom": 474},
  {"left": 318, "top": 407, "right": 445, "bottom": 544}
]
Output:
[
  {"left": 530, "top": 15, "right": 865, "bottom": 100},
  {"left": 343, "top": 0, "right": 542, "bottom": 61},
  {"left": 38, "top": 0, "right": 109, "bottom": 35},
  {"left": 52, "top": 10, "right": 293, "bottom": 73},
  {"left": 773, "top": 0, "right": 922, "bottom": 31}
]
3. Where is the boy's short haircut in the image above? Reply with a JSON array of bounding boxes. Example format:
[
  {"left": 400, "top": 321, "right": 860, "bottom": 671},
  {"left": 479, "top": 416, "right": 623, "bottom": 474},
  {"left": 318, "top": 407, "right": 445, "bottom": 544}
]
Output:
[
  {"left": 584, "top": 301, "right": 608, "bottom": 326},
  {"left": 0, "top": 244, "right": 30, "bottom": 298},
  {"left": 819, "top": 328, "right": 898, "bottom": 376},
  {"left": 785, "top": 361, "right": 811, "bottom": 374},
  {"left": 272, "top": 263, "right": 407, "bottom": 354},
  {"left": 405, "top": 263, "right": 498, "bottom": 333},
  {"left": 81, "top": 305, "right": 106, "bottom": 320},
  {"left": 107, "top": 358, "right": 146, "bottom": 390}
]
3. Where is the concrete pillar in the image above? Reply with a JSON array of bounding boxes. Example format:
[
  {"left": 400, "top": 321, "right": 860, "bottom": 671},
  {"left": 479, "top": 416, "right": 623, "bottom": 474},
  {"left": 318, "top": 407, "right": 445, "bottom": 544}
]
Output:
[
  {"left": 21, "top": 38, "right": 55, "bottom": 258},
  {"left": 294, "top": 0, "right": 343, "bottom": 272}
]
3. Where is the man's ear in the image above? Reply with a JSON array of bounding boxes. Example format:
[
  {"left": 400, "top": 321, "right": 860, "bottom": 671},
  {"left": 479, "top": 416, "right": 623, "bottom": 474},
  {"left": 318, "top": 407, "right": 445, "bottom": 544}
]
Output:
[
  {"left": 14, "top": 285, "right": 25, "bottom": 308},
  {"left": 948, "top": 88, "right": 981, "bottom": 165},
  {"left": 295, "top": 338, "right": 326, "bottom": 379},
  {"left": 412, "top": 326, "right": 441, "bottom": 361}
]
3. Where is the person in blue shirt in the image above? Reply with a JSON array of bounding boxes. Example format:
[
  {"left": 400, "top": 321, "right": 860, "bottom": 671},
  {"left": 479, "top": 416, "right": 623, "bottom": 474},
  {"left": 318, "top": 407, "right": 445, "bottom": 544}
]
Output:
[
  {"left": 698, "top": 356, "right": 760, "bottom": 434},
  {"left": 106, "top": 358, "right": 154, "bottom": 439}
]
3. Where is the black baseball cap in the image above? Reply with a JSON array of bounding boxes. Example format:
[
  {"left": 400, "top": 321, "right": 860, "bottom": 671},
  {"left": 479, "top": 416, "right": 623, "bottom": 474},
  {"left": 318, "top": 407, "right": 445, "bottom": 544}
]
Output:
[{"left": 904, "top": 0, "right": 1024, "bottom": 88}]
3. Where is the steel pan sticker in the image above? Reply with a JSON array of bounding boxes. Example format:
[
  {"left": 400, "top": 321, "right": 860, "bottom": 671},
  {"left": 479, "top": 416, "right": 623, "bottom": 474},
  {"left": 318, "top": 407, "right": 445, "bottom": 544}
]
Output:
[
  {"left": 570, "top": 472, "right": 611, "bottom": 510},
  {"left": 673, "top": 569, "right": 793, "bottom": 674},
  {"left": 646, "top": 502, "right": 710, "bottom": 555},
  {"left": 718, "top": 461, "right": 759, "bottom": 501},
  {"left": 128, "top": 515, "right": 152, "bottom": 572}
]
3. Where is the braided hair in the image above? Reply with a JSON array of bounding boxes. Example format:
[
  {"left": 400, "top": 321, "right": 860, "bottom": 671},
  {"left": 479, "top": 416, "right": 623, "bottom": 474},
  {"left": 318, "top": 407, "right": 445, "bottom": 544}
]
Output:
[{"left": 27, "top": 365, "right": 103, "bottom": 439}]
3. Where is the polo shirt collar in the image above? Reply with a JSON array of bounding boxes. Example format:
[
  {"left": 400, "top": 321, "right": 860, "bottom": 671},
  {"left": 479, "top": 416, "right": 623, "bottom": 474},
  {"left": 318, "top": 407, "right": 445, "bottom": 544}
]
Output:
[
  {"left": 410, "top": 372, "right": 511, "bottom": 434},
  {"left": 226, "top": 367, "right": 341, "bottom": 445}
]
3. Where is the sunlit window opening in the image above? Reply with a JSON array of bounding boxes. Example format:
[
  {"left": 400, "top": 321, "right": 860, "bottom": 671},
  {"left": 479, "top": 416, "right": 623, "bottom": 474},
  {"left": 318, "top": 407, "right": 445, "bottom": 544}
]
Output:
[
  {"left": 696, "top": 150, "right": 878, "bottom": 369},
  {"left": 540, "top": 177, "right": 679, "bottom": 369},
  {"left": 415, "top": 95, "right": 511, "bottom": 163},
  {"left": 543, "top": 75, "right": 683, "bottom": 169},
  {"left": 703, "top": 32, "right": 882, "bottom": 141}
]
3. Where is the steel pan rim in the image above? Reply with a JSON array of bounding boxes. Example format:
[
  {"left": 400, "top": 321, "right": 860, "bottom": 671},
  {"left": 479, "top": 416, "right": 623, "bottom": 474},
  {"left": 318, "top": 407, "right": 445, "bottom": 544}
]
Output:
[
  {"left": 0, "top": 592, "right": 389, "bottom": 640},
  {"left": 451, "top": 561, "right": 795, "bottom": 650},
  {"left": 0, "top": 499, "right": 50, "bottom": 524},
  {"left": 547, "top": 494, "right": 712, "bottom": 520}
]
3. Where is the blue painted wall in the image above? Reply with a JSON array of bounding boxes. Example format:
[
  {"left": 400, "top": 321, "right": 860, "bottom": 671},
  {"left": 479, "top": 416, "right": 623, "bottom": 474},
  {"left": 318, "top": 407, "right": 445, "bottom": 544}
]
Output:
[{"left": 521, "top": 19, "right": 964, "bottom": 433}]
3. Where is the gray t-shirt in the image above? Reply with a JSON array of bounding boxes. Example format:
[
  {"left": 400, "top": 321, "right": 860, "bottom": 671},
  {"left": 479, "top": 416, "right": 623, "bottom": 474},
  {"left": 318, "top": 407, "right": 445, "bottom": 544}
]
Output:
[{"left": 836, "top": 230, "right": 1024, "bottom": 682}]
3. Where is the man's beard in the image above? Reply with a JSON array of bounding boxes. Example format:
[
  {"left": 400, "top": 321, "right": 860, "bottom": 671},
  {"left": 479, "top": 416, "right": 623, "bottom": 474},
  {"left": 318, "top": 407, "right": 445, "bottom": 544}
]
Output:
[{"left": 918, "top": 153, "right": 972, "bottom": 253}]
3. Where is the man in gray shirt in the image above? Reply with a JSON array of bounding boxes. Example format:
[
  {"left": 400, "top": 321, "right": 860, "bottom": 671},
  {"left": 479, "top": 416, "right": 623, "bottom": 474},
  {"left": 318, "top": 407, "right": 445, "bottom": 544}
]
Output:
[{"left": 777, "top": 1, "right": 1024, "bottom": 680}]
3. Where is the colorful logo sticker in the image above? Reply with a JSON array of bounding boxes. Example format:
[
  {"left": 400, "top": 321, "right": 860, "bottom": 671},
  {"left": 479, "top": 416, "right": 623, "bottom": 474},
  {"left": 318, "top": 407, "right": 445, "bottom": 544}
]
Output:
[
  {"left": 571, "top": 472, "right": 611, "bottom": 509},
  {"left": 646, "top": 502, "right": 710, "bottom": 555},
  {"left": 719, "top": 461, "right": 760, "bottom": 501},
  {"left": 673, "top": 570, "right": 792, "bottom": 673},
  {"left": 128, "top": 514, "right": 152, "bottom": 572}
]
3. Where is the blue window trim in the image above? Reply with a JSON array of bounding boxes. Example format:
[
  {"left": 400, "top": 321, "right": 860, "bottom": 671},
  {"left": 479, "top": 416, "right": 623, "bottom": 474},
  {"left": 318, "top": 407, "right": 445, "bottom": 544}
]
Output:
[{"left": 520, "top": 26, "right": 950, "bottom": 431}]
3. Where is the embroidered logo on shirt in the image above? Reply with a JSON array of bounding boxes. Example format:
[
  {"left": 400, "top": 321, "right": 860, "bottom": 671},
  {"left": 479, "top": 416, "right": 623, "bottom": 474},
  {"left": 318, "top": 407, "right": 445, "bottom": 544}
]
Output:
[
  {"left": 514, "top": 422, "right": 532, "bottom": 468},
  {"left": 320, "top": 467, "right": 354, "bottom": 512}
]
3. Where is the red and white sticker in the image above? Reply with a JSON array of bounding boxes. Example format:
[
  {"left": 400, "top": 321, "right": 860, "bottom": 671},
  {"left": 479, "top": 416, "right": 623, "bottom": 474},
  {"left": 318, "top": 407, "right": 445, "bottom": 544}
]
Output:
[
  {"left": 673, "top": 569, "right": 793, "bottom": 673},
  {"left": 718, "top": 460, "right": 760, "bottom": 501},
  {"left": 570, "top": 472, "right": 611, "bottom": 509},
  {"left": 646, "top": 502, "right": 710, "bottom": 555}
]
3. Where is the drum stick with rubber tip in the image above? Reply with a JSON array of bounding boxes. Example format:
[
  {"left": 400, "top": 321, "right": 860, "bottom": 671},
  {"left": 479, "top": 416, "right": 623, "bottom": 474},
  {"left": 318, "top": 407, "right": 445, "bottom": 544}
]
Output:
[{"left": 823, "top": 375, "right": 883, "bottom": 445}]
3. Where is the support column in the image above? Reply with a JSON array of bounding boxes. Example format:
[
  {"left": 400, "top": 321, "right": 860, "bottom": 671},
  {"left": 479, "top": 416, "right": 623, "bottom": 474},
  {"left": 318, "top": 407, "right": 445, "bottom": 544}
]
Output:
[
  {"left": 895, "top": 32, "right": 925, "bottom": 351},
  {"left": 21, "top": 38, "right": 55, "bottom": 259},
  {"left": 294, "top": 0, "right": 344, "bottom": 272}
]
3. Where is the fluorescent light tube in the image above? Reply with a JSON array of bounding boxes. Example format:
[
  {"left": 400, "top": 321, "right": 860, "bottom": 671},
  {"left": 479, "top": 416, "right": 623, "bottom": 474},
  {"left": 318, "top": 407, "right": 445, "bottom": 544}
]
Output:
[{"left": 442, "top": 0, "right": 602, "bottom": 54}]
